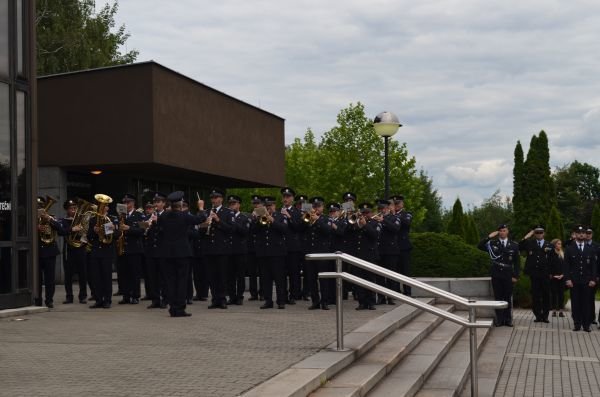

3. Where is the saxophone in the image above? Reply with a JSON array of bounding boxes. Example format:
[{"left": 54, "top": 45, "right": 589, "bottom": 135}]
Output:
[{"left": 116, "top": 212, "right": 126, "bottom": 256}]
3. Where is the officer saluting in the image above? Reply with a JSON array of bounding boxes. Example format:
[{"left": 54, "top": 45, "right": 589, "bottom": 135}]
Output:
[
  {"left": 565, "top": 225, "right": 598, "bottom": 332},
  {"left": 157, "top": 191, "right": 207, "bottom": 317},
  {"left": 478, "top": 224, "right": 520, "bottom": 327}
]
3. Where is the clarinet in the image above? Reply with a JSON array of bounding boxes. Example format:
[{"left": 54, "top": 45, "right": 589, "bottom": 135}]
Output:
[{"left": 205, "top": 208, "right": 217, "bottom": 235}]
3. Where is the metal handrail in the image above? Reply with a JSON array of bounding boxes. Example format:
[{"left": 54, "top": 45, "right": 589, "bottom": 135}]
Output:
[{"left": 306, "top": 251, "right": 507, "bottom": 397}]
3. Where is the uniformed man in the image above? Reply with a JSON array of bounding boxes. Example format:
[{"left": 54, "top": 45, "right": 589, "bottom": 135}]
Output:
[
  {"left": 37, "top": 196, "right": 67, "bottom": 308},
  {"left": 584, "top": 227, "right": 600, "bottom": 324},
  {"left": 295, "top": 194, "right": 310, "bottom": 300},
  {"left": 255, "top": 196, "right": 288, "bottom": 309},
  {"left": 227, "top": 195, "right": 250, "bottom": 305},
  {"left": 189, "top": 202, "right": 209, "bottom": 302},
  {"left": 140, "top": 201, "right": 154, "bottom": 301},
  {"left": 376, "top": 199, "right": 401, "bottom": 305},
  {"left": 519, "top": 224, "right": 553, "bottom": 323},
  {"left": 203, "top": 188, "right": 235, "bottom": 309},
  {"left": 328, "top": 202, "right": 347, "bottom": 303},
  {"left": 143, "top": 192, "right": 168, "bottom": 309},
  {"left": 59, "top": 199, "right": 88, "bottom": 304},
  {"left": 158, "top": 191, "right": 207, "bottom": 317},
  {"left": 303, "top": 197, "right": 333, "bottom": 310},
  {"left": 247, "top": 194, "right": 263, "bottom": 301},
  {"left": 280, "top": 187, "right": 304, "bottom": 304},
  {"left": 116, "top": 194, "right": 144, "bottom": 305},
  {"left": 565, "top": 225, "right": 598, "bottom": 332},
  {"left": 478, "top": 224, "right": 520, "bottom": 327},
  {"left": 354, "top": 202, "right": 381, "bottom": 310},
  {"left": 391, "top": 195, "right": 413, "bottom": 296},
  {"left": 87, "top": 200, "right": 119, "bottom": 309}
]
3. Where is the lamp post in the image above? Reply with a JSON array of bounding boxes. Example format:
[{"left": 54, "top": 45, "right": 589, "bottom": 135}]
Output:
[{"left": 373, "top": 111, "right": 401, "bottom": 199}]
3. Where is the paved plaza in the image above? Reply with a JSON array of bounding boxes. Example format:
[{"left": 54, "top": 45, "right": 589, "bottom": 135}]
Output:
[{"left": 0, "top": 284, "right": 393, "bottom": 397}]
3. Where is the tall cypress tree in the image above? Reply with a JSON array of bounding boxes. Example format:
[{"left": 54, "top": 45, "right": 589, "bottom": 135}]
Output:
[
  {"left": 513, "top": 141, "right": 525, "bottom": 237},
  {"left": 545, "top": 206, "right": 565, "bottom": 242},
  {"left": 464, "top": 214, "right": 480, "bottom": 245},
  {"left": 447, "top": 198, "right": 466, "bottom": 239}
]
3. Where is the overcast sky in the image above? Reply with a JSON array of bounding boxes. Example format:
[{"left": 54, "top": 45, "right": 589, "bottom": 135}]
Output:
[{"left": 115, "top": 0, "right": 600, "bottom": 208}]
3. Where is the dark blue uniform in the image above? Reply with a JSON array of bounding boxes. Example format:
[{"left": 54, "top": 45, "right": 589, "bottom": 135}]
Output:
[
  {"left": 255, "top": 212, "right": 288, "bottom": 307},
  {"left": 117, "top": 210, "right": 145, "bottom": 303},
  {"left": 478, "top": 237, "right": 520, "bottom": 325},
  {"left": 303, "top": 215, "right": 333, "bottom": 308},
  {"left": 396, "top": 210, "right": 413, "bottom": 296},
  {"left": 59, "top": 217, "right": 88, "bottom": 303},
  {"left": 282, "top": 206, "right": 305, "bottom": 302},
  {"left": 377, "top": 213, "right": 401, "bottom": 303},
  {"left": 144, "top": 210, "right": 167, "bottom": 308},
  {"left": 565, "top": 241, "right": 598, "bottom": 330},
  {"left": 519, "top": 238, "right": 552, "bottom": 321},
  {"left": 227, "top": 211, "right": 250, "bottom": 304},
  {"left": 203, "top": 206, "right": 235, "bottom": 308},
  {"left": 87, "top": 215, "right": 119, "bottom": 308},
  {"left": 38, "top": 217, "right": 67, "bottom": 307},
  {"left": 247, "top": 214, "right": 261, "bottom": 300},
  {"left": 354, "top": 218, "right": 381, "bottom": 309}
]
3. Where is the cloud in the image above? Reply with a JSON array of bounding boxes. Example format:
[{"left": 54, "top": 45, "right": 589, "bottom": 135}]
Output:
[{"left": 111, "top": 0, "right": 600, "bottom": 207}]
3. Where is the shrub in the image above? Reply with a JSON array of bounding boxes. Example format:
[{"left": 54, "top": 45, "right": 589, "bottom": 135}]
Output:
[{"left": 513, "top": 276, "right": 531, "bottom": 308}]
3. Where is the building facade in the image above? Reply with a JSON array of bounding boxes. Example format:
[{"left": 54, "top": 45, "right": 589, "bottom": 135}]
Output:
[{"left": 0, "top": 0, "right": 37, "bottom": 310}]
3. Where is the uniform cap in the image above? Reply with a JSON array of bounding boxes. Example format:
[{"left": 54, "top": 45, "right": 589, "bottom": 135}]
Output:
[
  {"left": 280, "top": 187, "right": 295, "bottom": 197},
  {"left": 376, "top": 199, "right": 390, "bottom": 209},
  {"left": 209, "top": 188, "right": 225, "bottom": 198},
  {"left": 390, "top": 195, "right": 405, "bottom": 203},
  {"left": 37, "top": 196, "right": 46, "bottom": 206},
  {"left": 251, "top": 194, "right": 263, "bottom": 204},
  {"left": 295, "top": 194, "right": 308, "bottom": 203},
  {"left": 342, "top": 192, "right": 357, "bottom": 202},
  {"left": 358, "top": 202, "right": 372, "bottom": 213},
  {"left": 327, "top": 202, "right": 341, "bottom": 211},
  {"left": 586, "top": 226, "right": 593, "bottom": 233},
  {"left": 63, "top": 199, "right": 77, "bottom": 209},
  {"left": 228, "top": 195, "right": 242, "bottom": 203},
  {"left": 167, "top": 191, "right": 185, "bottom": 203},
  {"left": 533, "top": 224, "right": 545, "bottom": 232},
  {"left": 153, "top": 192, "right": 167, "bottom": 201},
  {"left": 574, "top": 224, "right": 585, "bottom": 232},
  {"left": 144, "top": 201, "right": 154, "bottom": 209},
  {"left": 497, "top": 223, "right": 509, "bottom": 230},
  {"left": 309, "top": 197, "right": 325, "bottom": 206},
  {"left": 263, "top": 196, "right": 277, "bottom": 205},
  {"left": 121, "top": 193, "right": 136, "bottom": 203}
]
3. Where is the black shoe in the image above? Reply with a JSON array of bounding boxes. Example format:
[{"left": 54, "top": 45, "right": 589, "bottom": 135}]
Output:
[
  {"left": 559, "top": 312, "right": 565, "bottom": 317},
  {"left": 88, "top": 296, "right": 96, "bottom": 301},
  {"left": 584, "top": 327, "right": 592, "bottom": 332},
  {"left": 102, "top": 302, "right": 111, "bottom": 309},
  {"left": 533, "top": 318, "right": 541, "bottom": 323},
  {"left": 376, "top": 297, "right": 386, "bottom": 305},
  {"left": 147, "top": 303, "right": 161, "bottom": 309},
  {"left": 141, "top": 296, "right": 151, "bottom": 301},
  {"left": 321, "top": 304, "right": 330, "bottom": 310},
  {"left": 235, "top": 298, "right": 243, "bottom": 305},
  {"left": 218, "top": 303, "right": 228, "bottom": 309},
  {"left": 174, "top": 311, "right": 192, "bottom": 317},
  {"left": 63, "top": 298, "right": 73, "bottom": 304},
  {"left": 198, "top": 297, "right": 208, "bottom": 301},
  {"left": 356, "top": 305, "right": 367, "bottom": 311},
  {"left": 573, "top": 326, "right": 581, "bottom": 331},
  {"left": 186, "top": 299, "right": 193, "bottom": 305},
  {"left": 248, "top": 296, "right": 258, "bottom": 301},
  {"left": 593, "top": 321, "right": 598, "bottom": 325},
  {"left": 131, "top": 298, "right": 139, "bottom": 304},
  {"left": 208, "top": 303, "right": 219, "bottom": 309},
  {"left": 493, "top": 319, "right": 502, "bottom": 327},
  {"left": 226, "top": 299, "right": 236, "bottom": 305},
  {"left": 367, "top": 305, "right": 376, "bottom": 310},
  {"left": 113, "top": 291, "right": 123, "bottom": 296},
  {"left": 46, "top": 302, "right": 54, "bottom": 309},
  {"left": 308, "top": 303, "right": 320, "bottom": 310},
  {"left": 542, "top": 318, "right": 550, "bottom": 323},
  {"left": 159, "top": 301, "right": 168, "bottom": 309},
  {"left": 552, "top": 312, "right": 557, "bottom": 317},
  {"left": 260, "top": 302, "right": 274, "bottom": 309},
  {"left": 288, "top": 298, "right": 296, "bottom": 305},
  {"left": 89, "top": 303, "right": 103, "bottom": 309},
  {"left": 118, "top": 299, "right": 131, "bottom": 305},
  {"left": 79, "top": 299, "right": 87, "bottom": 304},
  {"left": 192, "top": 296, "right": 201, "bottom": 301},
  {"left": 505, "top": 321, "right": 514, "bottom": 327},
  {"left": 302, "top": 296, "right": 310, "bottom": 301},
  {"left": 277, "top": 304, "right": 285, "bottom": 309}
]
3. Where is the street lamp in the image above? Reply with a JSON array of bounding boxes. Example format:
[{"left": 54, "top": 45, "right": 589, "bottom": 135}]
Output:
[{"left": 373, "top": 111, "right": 401, "bottom": 199}]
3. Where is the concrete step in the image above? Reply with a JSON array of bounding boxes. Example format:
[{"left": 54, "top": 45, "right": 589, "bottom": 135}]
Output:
[
  {"left": 241, "top": 298, "right": 436, "bottom": 397},
  {"left": 309, "top": 304, "right": 455, "bottom": 397},
  {"left": 367, "top": 311, "right": 469, "bottom": 397},
  {"left": 414, "top": 325, "right": 489, "bottom": 397}
]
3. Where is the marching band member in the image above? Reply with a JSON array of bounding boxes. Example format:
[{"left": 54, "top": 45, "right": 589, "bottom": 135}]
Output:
[
  {"left": 117, "top": 194, "right": 144, "bottom": 305},
  {"left": 59, "top": 199, "right": 87, "bottom": 304},
  {"left": 280, "top": 187, "right": 304, "bottom": 304},
  {"left": 227, "top": 195, "right": 250, "bottom": 305}
]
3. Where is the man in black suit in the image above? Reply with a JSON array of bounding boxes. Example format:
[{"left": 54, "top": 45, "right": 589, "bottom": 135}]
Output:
[
  {"left": 255, "top": 196, "right": 288, "bottom": 309},
  {"left": 117, "top": 194, "right": 145, "bottom": 305},
  {"left": 227, "top": 195, "right": 250, "bottom": 305},
  {"left": 247, "top": 195, "right": 262, "bottom": 301},
  {"left": 158, "top": 191, "right": 207, "bottom": 317},
  {"left": 519, "top": 224, "right": 553, "bottom": 323},
  {"left": 354, "top": 202, "right": 381, "bottom": 310},
  {"left": 280, "top": 187, "right": 304, "bottom": 304},
  {"left": 59, "top": 199, "right": 88, "bottom": 304},
  {"left": 203, "top": 188, "right": 235, "bottom": 309},
  {"left": 375, "top": 199, "right": 401, "bottom": 305},
  {"left": 565, "top": 225, "right": 598, "bottom": 332},
  {"left": 478, "top": 224, "right": 520, "bottom": 327}
]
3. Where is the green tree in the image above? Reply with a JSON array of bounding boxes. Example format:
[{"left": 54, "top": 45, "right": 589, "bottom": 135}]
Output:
[
  {"left": 553, "top": 161, "right": 600, "bottom": 228},
  {"left": 512, "top": 141, "right": 526, "bottom": 237},
  {"left": 464, "top": 214, "right": 479, "bottom": 245},
  {"left": 471, "top": 190, "right": 513, "bottom": 238},
  {"left": 36, "top": 0, "right": 138, "bottom": 75},
  {"left": 413, "top": 171, "right": 444, "bottom": 233},
  {"left": 591, "top": 202, "right": 600, "bottom": 235},
  {"left": 545, "top": 206, "right": 565, "bottom": 242},
  {"left": 446, "top": 198, "right": 466, "bottom": 239}
]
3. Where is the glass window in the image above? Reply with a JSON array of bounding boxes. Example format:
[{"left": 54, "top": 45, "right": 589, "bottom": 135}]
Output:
[
  {"left": 17, "top": 91, "right": 27, "bottom": 236},
  {"left": 16, "top": 0, "right": 24, "bottom": 77},
  {"left": 0, "top": 83, "right": 10, "bottom": 241},
  {"left": 0, "top": 0, "right": 8, "bottom": 77},
  {"left": 0, "top": 247, "right": 11, "bottom": 293},
  {"left": 17, "top": 249, "right": 27, "bottom": 289}
]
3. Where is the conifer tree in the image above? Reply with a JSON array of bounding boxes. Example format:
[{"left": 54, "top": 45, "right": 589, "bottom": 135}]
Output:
[
  {"left": 513, "top": 141, "right": 525, "bottom": 237},
  {"left": 545, "top": 206, "right": 565, "bottom": 242},
  {"left": 591, "top": 202, "right": 600, "bottom": 235},
  {"left": 447, "top": 198, "right": 466, "bottom": 239}
]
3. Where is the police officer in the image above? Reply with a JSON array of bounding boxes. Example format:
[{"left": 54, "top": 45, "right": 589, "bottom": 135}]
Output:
[
  {"left": 280, "top": 187, "right": 304, "bottom": 304},
  {"left": 158, "top": 191, "right": 207, "bottom": 317},
  {"left": 189, "top": 203, "right": 209, "bottom": 302},
  {"left": 227, "top": 195, "right": 250, "bottom": 305},
  {"left": 295, "top": 194, "right": 310, "bottom": 300},
  {"left": 341, "top": 192, "right": 358, "bottom": 300},
  {"left": 565, "top": 225, "right": 598, "bottom": 332},
  {"left": 255, "top": 196, "right": 288, "bottom": 309},
  {"left": 203, "top": 188, "right": 235, "bottom": 309},
  {"left": 584, "top": 227, "right": 600, "bottom": 324},
  {"left": 519, "top": 224, "right": 553, "bottom": 323},
  {"left": 87, "top": 200, "right": 119, "bottom": 309},
  {"left": 117, "top": 194, "right": 145, "bottom": 305},
  {"left": 303, "top": 197, "right": 333, "bottom": 310},
  {"left": 144, "top": 192, "right": 168, "bottom": 309},
  {"left": 354, "top": 202, "right": 381, "bottom": 310},
  {"left": 247, "top": 194, "right": 263, "bottom": 301},
  {"left": 376, "top": 199, "right": 401, "bottom": 305},
  {"left": 37, "top": 196, "right": 67, "bottom": 308},
  {"left": 60, "top": 199, "right": 88, "bottom": 304},
  {"left": 140, "top": 201, "right": 154, "bottom": 301},
  {"left": 392, "top": 195, "right": 413, "bottom": 296},
  {"left": 478, "top": 224, "right": 520, "bottom": 327}
]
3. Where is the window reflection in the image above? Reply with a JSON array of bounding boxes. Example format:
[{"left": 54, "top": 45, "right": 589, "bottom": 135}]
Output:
[
  {"left": 17, "top": 0, "right": 24, "bottom": 77},
  {"left": 0, "top": 0, "right": 8, "bottom": 76},
  {"left": 0, "top": 83, "right": 10, "bottom": 241},
  {"left": 17, "top": 91, "right": 27, "bottom": 236}
]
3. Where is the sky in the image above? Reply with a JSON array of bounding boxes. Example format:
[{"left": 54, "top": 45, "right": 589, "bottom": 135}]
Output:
[{"left": 114, "top": 0, "right": 600, "bottom": 208}]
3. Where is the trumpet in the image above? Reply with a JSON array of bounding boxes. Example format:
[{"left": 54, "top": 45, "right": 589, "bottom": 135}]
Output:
[
  {"left": 252, "top": 205, "right": 271, "bottom": 225},
  {"left": 348, "top": 213, "right": 360, "bottom": 225},
  {"left": 206, "top": 208, "right": 217, "bottom": 235}
]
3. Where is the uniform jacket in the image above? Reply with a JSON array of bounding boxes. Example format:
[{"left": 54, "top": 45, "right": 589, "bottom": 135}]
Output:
[
  {"left": 231, "top": 211, "right": 251, "bottom": 255},
  {"left": 330, "top": 217, "right": 348, "bottom": 252},
  {"left": 303, "top": 215, "right": 332, "bottom": 254},
  {"left": 519, "top": 238, "right": 553, "bottom": 277},
  {"left": 203, "top": 206, "right": 235, "bottom": 256},
  {"left": 120, "top": 210, "right": 145, "bottom": 255},
  {"left": 396, "top": 210, "right": 413, "bottom": 251},
  {"left": 157, "top": 210, "right": 207, "bottom": 258},
  {"left": 87, "top": 215, "right": 119, "bottom": 259},
  {"left": 478, "top": 238, "right": 520, "bottom": 280},
  {"left": 254, "top": 212, "right": 288, "bottom": 257},
  {"left": 144, "top": 210, "right": 165, "bottom": 258},
  {"left": 356, "top": 219, "right": 381, "bottom": 262},
  {"left": 282, "top": 206, "right": 305, "bottom": 253},
  {"left": 565, "top": 242, "right": 598, "bottom": 285},
  {"left": 59, "top": 217, "right": 87, "bottom": 260},
  {"left": 379, "top": 213, "right": 401, "bottom": 256}
]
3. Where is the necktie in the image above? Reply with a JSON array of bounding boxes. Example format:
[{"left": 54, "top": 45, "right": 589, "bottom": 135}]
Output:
[
  {"left": 539, "top": 241, "right": 542, "bottom": 248},
  {"left": 502, "top": 240, "right": 506, "bottom": 248},
  {"left": 580, "top": 244, "right": 584, "bottom": 252}
]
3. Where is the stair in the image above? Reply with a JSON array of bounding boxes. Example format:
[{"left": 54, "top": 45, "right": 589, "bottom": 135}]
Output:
[{"left": 242, "top": 299, "right": 496, "bottom": 397}]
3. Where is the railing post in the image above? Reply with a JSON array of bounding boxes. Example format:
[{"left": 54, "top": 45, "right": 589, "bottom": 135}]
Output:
[
  {"left": 469, "top": 305, "right": 478, "bottom": 397},
  {"left": 335, "top": 256, "right": 344, "bottom": 351}
]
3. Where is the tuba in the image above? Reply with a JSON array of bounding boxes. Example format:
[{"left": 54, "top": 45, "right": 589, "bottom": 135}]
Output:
[
  {"left": 38, "top": 195, "right": 58, "bottom": 244},
  {"left": 94, "top": 194, "right": 114, "bottom": 244},
  {"left": 66, "top": 198, "right": 94, "bottom": 248}
]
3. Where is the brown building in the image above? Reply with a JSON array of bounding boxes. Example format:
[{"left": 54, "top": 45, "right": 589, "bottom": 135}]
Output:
[{"left": 37, "top": 61, "right": 285, "bottom": 207}]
